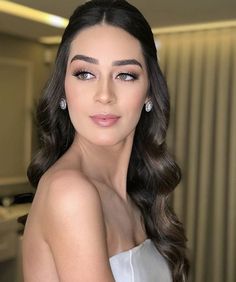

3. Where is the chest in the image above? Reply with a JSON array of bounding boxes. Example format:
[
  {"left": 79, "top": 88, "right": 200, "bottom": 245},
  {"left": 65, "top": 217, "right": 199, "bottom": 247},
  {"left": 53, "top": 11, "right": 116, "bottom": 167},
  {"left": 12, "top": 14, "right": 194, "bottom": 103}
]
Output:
[{"left": 97, "top": 187, "right": 146, "bottom": 256}]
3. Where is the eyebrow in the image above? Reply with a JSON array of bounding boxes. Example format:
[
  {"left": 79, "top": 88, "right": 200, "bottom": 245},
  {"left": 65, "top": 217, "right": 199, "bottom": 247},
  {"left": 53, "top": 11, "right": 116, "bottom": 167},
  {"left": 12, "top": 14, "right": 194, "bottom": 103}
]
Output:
[
  {"left": 70, "top": 54, "right": 143, "bottom": 69},
  {"left": 112, "top": 59, "right": 143, "bottom": 69},
  {"left": 70, "top": 54, "right": 98, "bottom": 64}
]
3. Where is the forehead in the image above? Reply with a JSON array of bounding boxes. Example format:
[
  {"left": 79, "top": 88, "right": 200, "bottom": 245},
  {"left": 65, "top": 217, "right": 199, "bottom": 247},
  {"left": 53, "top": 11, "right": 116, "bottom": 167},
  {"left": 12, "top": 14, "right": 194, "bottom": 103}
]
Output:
[{"left": 68, "top": 24, "right": 145, "bottom": 64}]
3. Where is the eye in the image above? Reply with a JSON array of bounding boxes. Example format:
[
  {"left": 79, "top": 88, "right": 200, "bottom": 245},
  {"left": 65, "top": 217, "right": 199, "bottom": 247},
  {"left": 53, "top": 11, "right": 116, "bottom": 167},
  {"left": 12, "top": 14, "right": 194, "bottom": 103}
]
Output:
[
  {"left": 116, "top": 72, "right": 138, "bottom": 81},
  {"left": 73, "top": 70, "right": 95, "bottom": 80}
]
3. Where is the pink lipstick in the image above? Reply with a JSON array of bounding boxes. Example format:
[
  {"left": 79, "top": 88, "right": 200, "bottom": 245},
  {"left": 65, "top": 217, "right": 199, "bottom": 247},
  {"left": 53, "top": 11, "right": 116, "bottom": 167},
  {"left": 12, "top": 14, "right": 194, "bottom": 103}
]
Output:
[{"left": 90, "top": 114, "right": 120, "bottom": 127}]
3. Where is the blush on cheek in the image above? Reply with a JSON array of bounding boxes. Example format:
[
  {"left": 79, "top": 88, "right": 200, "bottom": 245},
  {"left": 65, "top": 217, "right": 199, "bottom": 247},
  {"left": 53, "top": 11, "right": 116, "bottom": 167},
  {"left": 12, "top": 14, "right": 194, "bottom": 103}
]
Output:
[
  {"left": 64, "top": 84, "right": 77, "bottom": 107},
  {"left": 127, "top": 103, "right": 145, "bottom": 125},
  {"left": 134, "top": 98, "right": 146, "bottom": 112},
  {"left": 64, "top": 73, "right": 77, "bottom": 95}
]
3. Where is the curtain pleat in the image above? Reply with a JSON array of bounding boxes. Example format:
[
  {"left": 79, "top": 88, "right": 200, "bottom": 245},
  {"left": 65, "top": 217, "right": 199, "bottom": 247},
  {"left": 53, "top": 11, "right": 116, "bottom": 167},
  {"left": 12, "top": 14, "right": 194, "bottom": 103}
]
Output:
[
  {"left": 156, "top": 27, "right": 236, "bottom": 282},
  {"left": 226, "top": 32, "right": 236, "bottom": 282}
]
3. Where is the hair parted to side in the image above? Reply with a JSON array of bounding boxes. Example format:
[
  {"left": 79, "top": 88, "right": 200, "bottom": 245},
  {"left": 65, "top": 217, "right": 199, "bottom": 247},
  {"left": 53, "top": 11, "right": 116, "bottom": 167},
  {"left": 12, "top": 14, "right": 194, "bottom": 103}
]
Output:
[{"left": 27, "top": 0, "right": 189, "bottom": 280}]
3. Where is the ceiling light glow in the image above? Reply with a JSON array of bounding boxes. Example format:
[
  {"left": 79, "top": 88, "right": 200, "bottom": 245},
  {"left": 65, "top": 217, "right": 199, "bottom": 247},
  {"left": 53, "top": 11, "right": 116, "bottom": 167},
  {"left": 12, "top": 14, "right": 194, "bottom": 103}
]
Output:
[
  {"left": 152, "top": 20, "right": 236, "bottom": 34},
  {"left": 0, "top": 0, "right": 68, "bottom": 28},
  {"left": 47, "top": 15, "right": 68, "bottom": 28},
  {"left": 39, "top": 36, "right": 62, "bottom": 44}
]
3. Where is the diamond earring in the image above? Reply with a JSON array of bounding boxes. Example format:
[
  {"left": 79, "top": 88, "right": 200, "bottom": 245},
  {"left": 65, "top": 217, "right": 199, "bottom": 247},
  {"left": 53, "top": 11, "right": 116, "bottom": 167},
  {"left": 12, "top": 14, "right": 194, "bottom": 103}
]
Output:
[
  {"left": 145, "top": 100, "right": 153, "bottom": 112},
  {"left": 59, "top": 98, "right": 67, "bottom": 110}
]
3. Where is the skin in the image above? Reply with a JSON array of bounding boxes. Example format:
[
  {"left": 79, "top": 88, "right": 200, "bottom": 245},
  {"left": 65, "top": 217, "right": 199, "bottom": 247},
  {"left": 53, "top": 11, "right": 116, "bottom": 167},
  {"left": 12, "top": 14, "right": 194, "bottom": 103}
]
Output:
[{"left": 22, "top": 24, "right": 149, "bottom": 282}]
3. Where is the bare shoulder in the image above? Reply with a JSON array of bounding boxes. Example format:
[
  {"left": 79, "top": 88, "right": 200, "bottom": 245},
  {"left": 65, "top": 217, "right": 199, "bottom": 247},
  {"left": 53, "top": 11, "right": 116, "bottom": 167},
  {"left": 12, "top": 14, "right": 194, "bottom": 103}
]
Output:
[
  {"left": 33, "top": 168, "right": 114, "bottom": 281},
  {"left": 41, "top": 168, "right": 102, "bottom": 216},
  {"left": 40, "top": 168, "right": 105, "bottom": 238}
]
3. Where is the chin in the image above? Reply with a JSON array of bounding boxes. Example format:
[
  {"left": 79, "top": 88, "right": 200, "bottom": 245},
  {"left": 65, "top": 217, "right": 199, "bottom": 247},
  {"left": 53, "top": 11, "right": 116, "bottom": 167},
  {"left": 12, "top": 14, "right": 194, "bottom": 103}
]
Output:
[
  {"left": 76, "top": 129, "right": 134, "bottom": 148},
  {"left": 93, "top": 138, "right": 121, "bottom": 147},
  {"left": 89, "top": 132, "right": 130, "bottom": 147}
]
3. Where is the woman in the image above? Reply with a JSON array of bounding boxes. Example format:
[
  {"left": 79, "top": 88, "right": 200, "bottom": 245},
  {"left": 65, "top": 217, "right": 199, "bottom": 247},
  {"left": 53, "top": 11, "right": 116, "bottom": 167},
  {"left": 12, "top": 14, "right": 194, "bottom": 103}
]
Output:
[{"left": 22, "top": 0, "right": 189, "bottom": 281}]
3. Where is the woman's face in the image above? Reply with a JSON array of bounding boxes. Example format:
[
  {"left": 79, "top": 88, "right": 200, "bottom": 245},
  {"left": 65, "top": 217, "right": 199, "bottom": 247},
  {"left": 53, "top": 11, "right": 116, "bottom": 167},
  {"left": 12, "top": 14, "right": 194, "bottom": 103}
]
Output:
[{"left": 65, "top": 24, "right": 149, "bottom": 146}]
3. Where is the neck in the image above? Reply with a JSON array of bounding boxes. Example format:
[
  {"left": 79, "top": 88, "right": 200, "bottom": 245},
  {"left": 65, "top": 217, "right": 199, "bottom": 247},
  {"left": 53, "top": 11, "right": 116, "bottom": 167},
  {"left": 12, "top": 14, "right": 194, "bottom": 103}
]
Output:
[{"left": 70, "top": 134, "right": 134, "bottom": 200}]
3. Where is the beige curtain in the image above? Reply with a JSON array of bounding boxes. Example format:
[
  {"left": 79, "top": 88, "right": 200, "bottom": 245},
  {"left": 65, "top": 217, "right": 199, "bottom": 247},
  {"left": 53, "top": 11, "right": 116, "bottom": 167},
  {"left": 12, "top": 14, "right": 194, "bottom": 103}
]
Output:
[{"left": 156, "top": 27, "right": 236, "bottom": 282}]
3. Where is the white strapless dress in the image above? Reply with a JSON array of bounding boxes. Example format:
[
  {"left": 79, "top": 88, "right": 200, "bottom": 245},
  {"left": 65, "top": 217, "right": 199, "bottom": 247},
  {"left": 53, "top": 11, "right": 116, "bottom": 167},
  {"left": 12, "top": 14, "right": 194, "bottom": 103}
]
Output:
[{"left": 109, "top": 239, "right": 172, "bottom": 282}]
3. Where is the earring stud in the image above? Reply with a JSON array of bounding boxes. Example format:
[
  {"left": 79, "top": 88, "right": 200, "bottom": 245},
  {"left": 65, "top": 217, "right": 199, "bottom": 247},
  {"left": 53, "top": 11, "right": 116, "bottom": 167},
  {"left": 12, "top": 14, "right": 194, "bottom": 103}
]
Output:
[
  {"left": 145, "top": 100, "right": 153, "bottom": 112},
  {"left": 59, "top": 98, "right": 67, "bottom": 110}
]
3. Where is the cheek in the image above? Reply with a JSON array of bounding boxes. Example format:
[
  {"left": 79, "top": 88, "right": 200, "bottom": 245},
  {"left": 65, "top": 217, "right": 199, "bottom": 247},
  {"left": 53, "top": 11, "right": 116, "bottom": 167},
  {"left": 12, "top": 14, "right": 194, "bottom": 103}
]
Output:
[
  {"left": 64, "top": 77, "right": 83, "bottom": 125},
  {"left": 65, "top": 75, "right": 78, "bottom": 101},
  {"left": 126, "top": 87, "right": 147, "bottom": 110},
  {"left": 65, "top": 77, "right": 85, "bottom": 110},
  {"left": 64, "top": 75, "right": 73, "bottom": 101},
  {"left": 123, "top": 90, "right": 147, "bottom": 123}
]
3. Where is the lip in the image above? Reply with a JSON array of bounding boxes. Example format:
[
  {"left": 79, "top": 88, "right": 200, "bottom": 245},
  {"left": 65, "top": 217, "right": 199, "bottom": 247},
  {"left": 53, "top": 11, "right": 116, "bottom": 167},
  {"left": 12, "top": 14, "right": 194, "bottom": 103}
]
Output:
[{"left": 90, "top": 114, "right": 120, "bottom": 127}]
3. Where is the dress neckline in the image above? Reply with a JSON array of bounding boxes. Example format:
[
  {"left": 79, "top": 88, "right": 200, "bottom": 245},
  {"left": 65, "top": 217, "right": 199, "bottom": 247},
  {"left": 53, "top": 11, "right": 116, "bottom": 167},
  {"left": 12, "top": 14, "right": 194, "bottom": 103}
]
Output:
[{"left": 109, "top": 238, "right": 151, "bottom": 260}]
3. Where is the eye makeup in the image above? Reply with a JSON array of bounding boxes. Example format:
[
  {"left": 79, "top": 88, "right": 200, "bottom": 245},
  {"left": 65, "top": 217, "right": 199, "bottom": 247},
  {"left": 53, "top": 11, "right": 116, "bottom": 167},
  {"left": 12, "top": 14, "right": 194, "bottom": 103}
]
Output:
[
  {"left": 71, "top": 66, "right": 140, "bottom": 82},
  {"left": 72, "top": 69, "right": 95, "bottom": 80},
  {"left": 116, "top": 72, "right": 139, "bottom": 81}
]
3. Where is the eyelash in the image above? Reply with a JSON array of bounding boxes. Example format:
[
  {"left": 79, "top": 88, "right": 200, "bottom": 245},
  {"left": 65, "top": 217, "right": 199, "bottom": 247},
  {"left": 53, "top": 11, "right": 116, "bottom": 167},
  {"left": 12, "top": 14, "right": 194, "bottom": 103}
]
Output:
[
  {"left": 116, "top": 72, "right": 139, "bottom": 81},
  {"left": 72, "top": 70, "right": 94, "bottom": 80},
  {"left": 72, "top": 69, "right": 139, "bottom": 81}
]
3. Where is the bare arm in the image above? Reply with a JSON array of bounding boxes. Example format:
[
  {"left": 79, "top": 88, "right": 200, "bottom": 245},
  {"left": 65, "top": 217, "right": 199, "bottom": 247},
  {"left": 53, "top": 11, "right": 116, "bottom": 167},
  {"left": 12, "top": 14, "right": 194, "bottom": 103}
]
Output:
[{"left": 41, "top": 171, "right": 115, "bottom": 282}]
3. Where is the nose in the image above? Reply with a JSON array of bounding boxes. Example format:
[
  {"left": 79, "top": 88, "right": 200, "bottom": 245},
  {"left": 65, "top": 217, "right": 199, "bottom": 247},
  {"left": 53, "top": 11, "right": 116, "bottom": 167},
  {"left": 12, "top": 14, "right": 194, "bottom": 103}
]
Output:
[{"left": 94, "top": 78, "right": 116, "bottom": 104}]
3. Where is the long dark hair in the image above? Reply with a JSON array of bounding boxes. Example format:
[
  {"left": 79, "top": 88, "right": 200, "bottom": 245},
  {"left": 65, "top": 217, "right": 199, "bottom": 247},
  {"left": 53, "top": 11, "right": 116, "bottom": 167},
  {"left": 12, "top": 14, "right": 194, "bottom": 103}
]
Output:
[{"left": 28, "top": 0, "right": 189, "bottom": 280}]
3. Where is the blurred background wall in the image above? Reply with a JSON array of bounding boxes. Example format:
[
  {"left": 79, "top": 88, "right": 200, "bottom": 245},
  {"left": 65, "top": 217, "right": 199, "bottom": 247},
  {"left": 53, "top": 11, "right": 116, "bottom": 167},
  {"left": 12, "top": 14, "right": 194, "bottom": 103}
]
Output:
[
  {"left": 0, "top": 33, "right": 48, "bottom": 186},
  {"left": 0, "top": 33, "right": 56, "bottom": 282}
]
